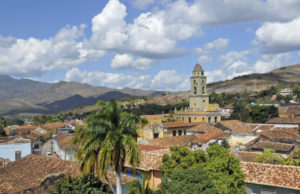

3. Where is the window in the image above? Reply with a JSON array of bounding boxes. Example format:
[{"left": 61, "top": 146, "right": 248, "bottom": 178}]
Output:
[
  {"left": 178, "top": 130, "right": 182, "bottom": 136},
  {"left": 194, "top": 87, "right": 197, "bottom": 94},
  {"left": 153, "top": 133, "right": 159, "bottom": 138},
  {"left": 15, "top": 151, "right": 21, "bottom": 161},
  {"left": 126, "top": 168, "right": 133, "bottom": 178},
  {"left": 184, "top": 130, "right": 186, "bottom": 135},
  {"left": 202, "top": 86, "right": 205, "bottom": 94},
  {"left": 215, "top": 117, "right": 218, "bottom": 123},
  {"left": 208, "top": 117, "right": 211, "bottom": 124},
  {"left": 188, "top": 117, "right": 191, "bottom": 123},
  {"left": 193, "top": 80, "right": 196, "bottom": 84},
  {"left": 172, "top": 130, "right": 176, "bottom": 136}
]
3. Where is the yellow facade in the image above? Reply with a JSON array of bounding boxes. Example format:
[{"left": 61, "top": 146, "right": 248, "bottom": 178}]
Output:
[{"left": 174, "top": 64, "right": 221, "bottom": 124}]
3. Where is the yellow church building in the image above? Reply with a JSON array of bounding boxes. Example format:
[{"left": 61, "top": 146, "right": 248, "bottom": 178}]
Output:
[
  {"left": 139, "top": 64, "right": 222, "bottom": 141},
  {"left": 174, "top": 63, "right": 221, "bottom": 124}
]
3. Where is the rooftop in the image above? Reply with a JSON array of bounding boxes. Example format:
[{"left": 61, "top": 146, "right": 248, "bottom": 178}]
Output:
[
  {"left": 0, "top": 136, "right": 31, "bottom": 144},
  {"left": 125, "top": 149, "right": 170, "bottom": 171},
  {"left": 261, "top": 128, "right": 300, "bottom": 140},
  {"left": 266, "top": 117, "right": 300, "bottom": 124},
  {"left": 54, "top": 133, "right": 79, "bottom": 150},
  {"left": 193, "top": 63, "right": 203, "bottom": 72},
  {"left": 41, "top": 122, "right": 65, "bottom": 131},
  {"left": 250, "top": 141, "right": 294, "bottom": 152},
  {"left": 231, "top": 151, "right": 262, "bottom": 162},
  {"left": 164, "top": 122, "right": 201, "bottom": 129},
  {"left": 149, "top": 132, "right": 228, "bottom": 148},
  {"left": 222, "top": 103, "right": 234, "bottom": 109},
  {"left": 186, "top": 122, "right": 223, "bottom": 133},
  {"left": 215, "top": 120, "right": 254, "bottom": 134},
  {"left": 0, "top": 154, "right": 81, "bottom": 193},
  {"left": 240, "top": 162, "right": 300, "bottom": 191}
]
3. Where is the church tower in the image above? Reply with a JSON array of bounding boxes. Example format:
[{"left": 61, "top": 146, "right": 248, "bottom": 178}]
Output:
[{"left": 189, "top": 64, "right": 209, "bottom": 111}]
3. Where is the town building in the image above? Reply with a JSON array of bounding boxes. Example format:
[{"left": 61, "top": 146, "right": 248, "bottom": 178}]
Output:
[
  {"left": 0, "top": 136, "right": 31, "bottom": 161},
  {"left": 279, "top": 88, "right": 293, "bottom": 96},
  {"left": 52, "top": 133, "right": 79, "bottom": 161},
  {"left": 174, "top": 64, "right": 221, "bottom": 124},
  {"left": 241, "top": 162, "right": 300, "bottom": 194}
]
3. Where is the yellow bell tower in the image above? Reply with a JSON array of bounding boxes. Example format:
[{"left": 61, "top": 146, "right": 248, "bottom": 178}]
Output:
[{"left": 189, "top": 64, "right": 209, "bottom": 111}]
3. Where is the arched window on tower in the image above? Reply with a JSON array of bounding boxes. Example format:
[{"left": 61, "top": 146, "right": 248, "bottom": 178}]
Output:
[
  {"left": 194, "top": 80, "right": 196, "bottom": 84},
  {"left": 194, "top": 87, "right": 197, "bottom": 94},
  {"left": 202, "top": 86, "right": 205, "bottom": 94},
  {"left": 201, "top": 71, "right": 204, "bottom": 76}
]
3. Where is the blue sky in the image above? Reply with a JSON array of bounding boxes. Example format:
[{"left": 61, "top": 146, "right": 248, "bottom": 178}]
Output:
[{"left": 0, "top": 0, "right": 300, "bottom": 91}]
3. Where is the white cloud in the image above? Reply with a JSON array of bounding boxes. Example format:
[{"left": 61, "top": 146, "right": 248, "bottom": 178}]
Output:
[
  {"left": 110, "top": 54, "right": 156, "bottom": 70},
  {"left": 88, "top": 0, "right": 128, "bottom": 50},
  {"left": 165, "top": 0, "right": 300, "bottom": 26},
  {"left": 255, "top": 17, "right": 300, "bottom": 53},
  {"left": 204, "top": 38, "right": 230, "bottom": 52},
  {"left": 65, "top": 68, "right": 189, "bottom": 91},
  {"left": 130, "top": 0, "right": 155, "bottom": 10},
  {"left": 196, "top": 38, "right": 230, "bottom": 65},
  {"left": 254, "top": 53, "right": 292, "bottom": 73},
  {"left": 0, "top": 25, "right": 88, "bottom": 76},
  {"left": 197, "top": 55, "right": 213, "bottom": 64}
]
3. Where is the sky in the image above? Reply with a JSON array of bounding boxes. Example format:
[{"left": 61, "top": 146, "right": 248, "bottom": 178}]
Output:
[{"left": 0, "top": 0, "right": 300, "bottom": 91}]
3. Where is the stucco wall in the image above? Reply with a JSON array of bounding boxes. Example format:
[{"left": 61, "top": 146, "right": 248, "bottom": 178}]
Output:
[
  {"left": 246, "top": 183, "right": 299, "bottom": 194},
  {"left": 52, "top": 139, "right": 76, "bottom": 161},
  {"left": 0, "top": 142, "right": 31, "bottom": 161}
]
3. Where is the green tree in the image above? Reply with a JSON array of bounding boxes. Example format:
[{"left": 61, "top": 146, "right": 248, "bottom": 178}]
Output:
[
  {"left": 250, "top": 105, "right": 278, "bottom": 123},
  {"left": 51, "top": 173, "right": 112, "bottom": 194},
  {"left": 160, "top": 145, "right": 245, "bottom": 194},
  {"left": 230, "top": 101, "right": 250, "bottom": 122},
  {"left": 253, "top": 148, "right": 285, "bottom": 165},
  {"left": 73, "top": 99, "right": 140, "bottom": 194},
  {"left": 160, "top": 166, "right": 217, "bottom": 194}
]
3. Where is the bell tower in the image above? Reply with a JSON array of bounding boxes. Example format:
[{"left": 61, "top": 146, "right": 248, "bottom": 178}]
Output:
[{"left": 189, "top": 64, "right": 209, "bottom": 111}]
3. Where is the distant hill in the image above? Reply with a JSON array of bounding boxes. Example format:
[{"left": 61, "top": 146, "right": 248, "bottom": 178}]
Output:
[
  {"left": 0, "top": 76, "right": 163, "bottom": 116},
  {"left": 146, "top": 63, "right": 300, "bottom": 105},
  {"left": 0, "top": 63, "right": 299, "bottom": 116}
]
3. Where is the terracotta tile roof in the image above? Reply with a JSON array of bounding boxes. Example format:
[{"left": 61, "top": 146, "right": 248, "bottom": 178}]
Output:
[
  {"left": 13, "top": 125, "right": 38, "bottom": 135},
  {"left": 250, "top": 141, "right": 294, "bottom": 152},
  {"left": 164, "top": 122, "right": 201, "bottom": 129},
  {"left": 54, "top": 133, "right": 79, "bottom": 150},
  {"left": 149, "top": 135, "right": 193, "bottom": 147},
  {"left": 138, "top": 144, "right": 168, "bottom": 151},
  {"left": 278, "top": 105, "right": 300, "bottom": 116},
  {"left": 223, "top": 103, "right": 234, "bottom": 109},
  {"left": 261, "top": 128, "right": 300, "bottom": 140},
  {"left": 149, "top": 132, "right": 228, "bottom": 148},
  {"left": 41, "top": 122, "right": 65, "bottom": 131},
  {"left": 0, "top": 136, "right": 31, "bottom": 144},
  {"left": 186, "top": 122, "right": 223, "bottom": 133},
  {"left": 125, "top": 149, "right": 170, "bottom": 171},
  {"left": 266, "top": 117, "right": 300, "bottom": 124},
  {"left": 0, "top": 154, "right": 81, "bottom": 193},
  {"left": 240, "top": 162, "right": 300, "bottom": 190},
  {"left": 215, "top": 120, "right": 254, "bottom": 134},
  {"left": 231, "top": 151, "right": 262, "bottom": 162}
]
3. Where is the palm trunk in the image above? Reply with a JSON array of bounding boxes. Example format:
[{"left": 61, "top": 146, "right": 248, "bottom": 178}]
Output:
[
  {"left": 105, "top": 174, "right": 116, "bottom": 194},
  {"left": 116, "top": 173, "right": 122, "bottom": 194}
]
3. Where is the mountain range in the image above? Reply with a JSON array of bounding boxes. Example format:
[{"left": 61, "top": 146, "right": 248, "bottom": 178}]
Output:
[{"left": 0, "top": 63, "right": 299, "bottom": 117}]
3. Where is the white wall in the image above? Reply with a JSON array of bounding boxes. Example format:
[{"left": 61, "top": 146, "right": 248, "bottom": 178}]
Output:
[
  {"left": 0, "top": 143, "right": 31, "bottom": 161},
  {"left": 52, "top": 139, "right": 76, "bottom": 161}
]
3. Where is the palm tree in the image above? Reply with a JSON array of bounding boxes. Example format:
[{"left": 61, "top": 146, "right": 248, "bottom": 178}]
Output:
[
  {"left": 73, "top": 99, "right": 140, "bottom": 194},
  {"left": 127, "top": 172, "right": 153, "bottom": 194}
]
